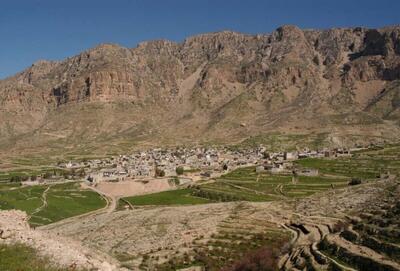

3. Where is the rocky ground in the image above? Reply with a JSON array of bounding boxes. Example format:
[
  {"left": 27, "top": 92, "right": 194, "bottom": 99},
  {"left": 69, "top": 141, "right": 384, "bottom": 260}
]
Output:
[
  {"left": 0, "top": 210, "right": 120, "bottom": 271},
  {"left": 18, "top": 180, "right": 400, "bottom": 270},
  {"left": 2, "top": 177, "right": 388, "bottom": 270}
]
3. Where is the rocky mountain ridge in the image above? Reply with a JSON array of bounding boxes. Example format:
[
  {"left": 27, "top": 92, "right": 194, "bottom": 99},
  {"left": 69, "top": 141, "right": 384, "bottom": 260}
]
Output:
[{"left": 1, "top": 25, "right": 400, "bottom": 155}]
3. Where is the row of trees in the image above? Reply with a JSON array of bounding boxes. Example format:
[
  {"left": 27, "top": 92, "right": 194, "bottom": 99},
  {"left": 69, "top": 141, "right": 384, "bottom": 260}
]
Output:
[
  {"left": 8, "top": 168, "right": 86, "bottom": 183},
  {"left": 191, "top": 187, "right": 243, "bottom": 202}
]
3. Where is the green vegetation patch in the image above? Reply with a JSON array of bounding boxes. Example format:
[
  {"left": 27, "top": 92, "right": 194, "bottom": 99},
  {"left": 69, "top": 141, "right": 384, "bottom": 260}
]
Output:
[
  {"left": 0, "top": 243, "right": 84, "bottom": 271},
  {"left": 0, "top": 182, "right": 22, "bottom": 191},
  {"left": 30, "top": 182, "right": 106, "bottom": 226},
  {"left": 122, "top": 188, "right": 212, "bottom": 206},
  {"left": 196, "top": 167, "right": 349, "bottom": 202},
  {"left": 0, "top": 185, "right": 46, "bottom": 214},
  {"left": 0, "top": 182, "right": 106, "bottom": 226},
  {"left": 296, "top": 154, "right": 400, "bottom": 179}
]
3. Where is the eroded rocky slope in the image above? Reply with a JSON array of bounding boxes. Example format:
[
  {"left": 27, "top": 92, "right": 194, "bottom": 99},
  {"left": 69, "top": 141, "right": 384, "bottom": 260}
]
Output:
[{"left": 1, "top": 25, "right": 400, "bottom": 153}]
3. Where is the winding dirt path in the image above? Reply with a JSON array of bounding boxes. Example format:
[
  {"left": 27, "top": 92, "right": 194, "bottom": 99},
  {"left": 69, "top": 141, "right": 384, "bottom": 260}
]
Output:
[
  {"left": 39, "top": 183, "right": 116, "bottom": 231},
  {"left": 29, "top": 185, "right": 53, "bottom": 219},
  {"left": 220, "top": 180, "right": 284, "bottom": 200}
]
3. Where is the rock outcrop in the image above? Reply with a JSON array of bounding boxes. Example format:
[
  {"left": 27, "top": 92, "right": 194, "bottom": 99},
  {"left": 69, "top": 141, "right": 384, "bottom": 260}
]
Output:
[{"left": 0, "top": 25, "right": 400, "bottom": 152}]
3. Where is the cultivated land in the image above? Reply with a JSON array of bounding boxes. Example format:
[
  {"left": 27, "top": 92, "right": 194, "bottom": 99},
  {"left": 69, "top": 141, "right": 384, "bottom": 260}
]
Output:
[
  {"left": 1, "top": 24, "right": 400, "bottom": 270},
  {"left": 296, "top": 144, "right": 400, "bottom": 179},
  {"left": 0, "top": 144, "right": 399, "bottom": 270},
  {"left": 120, "top": 188, "right": 212, "bottom": 207},
  {"left": 121, "top": 169, "right": 350, "bottom": 206},
  {"left": 0, "top": 182, "right": 106, "bottom": 226}
]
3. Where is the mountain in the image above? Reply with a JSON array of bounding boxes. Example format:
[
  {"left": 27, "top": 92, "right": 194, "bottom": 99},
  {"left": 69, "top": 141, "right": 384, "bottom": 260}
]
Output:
[{"left": 1, "top": 25, "right": 400, "bottom": 158}]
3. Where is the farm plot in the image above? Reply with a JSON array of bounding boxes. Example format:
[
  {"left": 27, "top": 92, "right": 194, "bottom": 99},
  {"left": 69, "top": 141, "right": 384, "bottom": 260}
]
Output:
[
  {"left": 0, "top": 182, "right": 22, "bottom": 191},
  {"left": 198, "top": 168, "right": 349, "bottom": 201},
  {"left": 0, "top": 185, "right": 46, "bottom": 214},
  {"left": 0, "top": 182, "right": 106, "bottom": 226},
  {"left": 121, "top": 188, "right": 212, "bottom": 207},
  {"left": 296, "top": 147, "right": 400, "bottom": 179},
  {"left": 121, "top": 168, "right": 350, "bottom": 206}
]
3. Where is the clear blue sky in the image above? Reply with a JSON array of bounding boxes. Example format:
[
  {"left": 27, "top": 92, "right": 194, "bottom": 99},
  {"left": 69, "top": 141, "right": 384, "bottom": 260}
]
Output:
[{"left": 1, "top": 0, "right": 399, "bottom": 79}]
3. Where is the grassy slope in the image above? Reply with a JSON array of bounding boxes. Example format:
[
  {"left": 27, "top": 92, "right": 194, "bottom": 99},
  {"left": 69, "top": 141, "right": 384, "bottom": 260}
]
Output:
[{"left": 0, "top": 243, "right": 86, "bottom": 271}]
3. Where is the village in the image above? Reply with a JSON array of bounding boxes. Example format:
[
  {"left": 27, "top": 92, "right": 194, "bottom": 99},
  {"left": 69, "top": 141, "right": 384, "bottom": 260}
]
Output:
[{"left": 55, "top": 145, "right": 356, "bottom": 185}]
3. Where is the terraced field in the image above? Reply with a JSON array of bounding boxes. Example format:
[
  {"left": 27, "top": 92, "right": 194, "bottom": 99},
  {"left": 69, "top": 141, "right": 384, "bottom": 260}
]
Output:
[
  {"left": 296, "top": 144, "right": 400, "bottom": 179},
  {"left": 0, "top": 182, "right": 106, "bottom": 226},
  {"left": 153, "top": 203, "right": 290, "bottom": 271},
  {"left": 122, "top": 167, "right": 350, "bottom": 207},
  {"left": 206, "top": 168, "right": 349, "bottom": 199},
  {"left": 277, "top": 179, "right": 400, "bottom": 271},
  {"left": 316, "top": 184, "right": 400, "bottom": 271},
  {"left": 1, "top": 144, "right": 399, "bottom": 271}
]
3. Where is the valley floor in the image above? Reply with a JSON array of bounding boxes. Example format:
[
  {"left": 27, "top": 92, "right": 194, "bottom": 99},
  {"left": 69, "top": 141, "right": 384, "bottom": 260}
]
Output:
[{"left": 0, "top": 144, "right": 400, "bottom": 270}]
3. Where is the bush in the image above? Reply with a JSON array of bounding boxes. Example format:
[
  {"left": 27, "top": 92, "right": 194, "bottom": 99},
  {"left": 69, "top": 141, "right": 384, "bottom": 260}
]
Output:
[
  {"left": 176, "top": 166, "right": 184, "bottom": 175},
  {"left": 10, "top": 176, "right": 21, "bottom": 182},
  {"left": 43, "top": 172, "right": 53, "bottom": 179},
  {"left": 221, "top": 247, "right": 279, "bottom": 271},
  {"left": 348, "top": 178, "right": 362, "bottom": 186},
  {"left": 155, "top": 168, "right": 165, "bottom": 177}
]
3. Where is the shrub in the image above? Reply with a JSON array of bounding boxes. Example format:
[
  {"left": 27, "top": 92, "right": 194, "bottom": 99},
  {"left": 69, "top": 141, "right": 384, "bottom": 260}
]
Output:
[
  {"left": 10, "top": 176, "right": 21, "bottom": 182},
  {"left": 43, "top": 172, "right": 53, "bottom": 179},
  {"left": 348, "top": 178, "right": 362, "bottom": 186},
  {"left": 155, "top": 168, "right": 165, "bottom": 177},
  {"left": 221, "top": 247, "right": 279, "bottom": 271},
  {"left": 176, "top": 167, "right": 184, "bottom": 175}
]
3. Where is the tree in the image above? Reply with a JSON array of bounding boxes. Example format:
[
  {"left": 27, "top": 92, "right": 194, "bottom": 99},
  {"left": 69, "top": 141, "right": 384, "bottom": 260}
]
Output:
[
  {"left": 10, "top": 176, "right": 21, "bottom": 183},
  {"left": 21, "top": 176, "right": 29, "bottom": 182},
  {"left": 176, "top": 166, "right": 184, "bottom": 175},
  {"left": 43, "top": 172, "right": 53, "bottom": 179},
  {"left": 155, "top": 168, "right": 165, "bottom": 177}
]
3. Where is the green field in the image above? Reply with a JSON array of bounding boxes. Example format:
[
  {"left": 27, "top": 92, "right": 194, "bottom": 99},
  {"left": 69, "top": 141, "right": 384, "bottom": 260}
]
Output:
[
  {"left": 0, "top": 243, "right": 87, "bottom": 271},
  {"left": 122, "top": 188, "right": 212, "bottom": 206},
  {"left": 0, "top": 182, "right": 106, "bottom": 226},
  {"left": 295, "top": 144, "right": 400, "bottom": 179},
  {"left": 200, "top": 167, "right": 349, "bottom": 200},
  {"left": 121, "top": 143, "right": 400, "bottom": 206},
  {"left": 121, "top": 167, "right": 350, "bottom": 206},
  {"left": 0, "top": 182, "right": 22, "bottom": 191}
]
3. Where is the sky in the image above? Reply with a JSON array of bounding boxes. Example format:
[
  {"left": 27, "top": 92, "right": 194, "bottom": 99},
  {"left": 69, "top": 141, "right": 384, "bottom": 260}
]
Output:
[{"left": 1, "top": 0, "right": 400, "bottom": 79}]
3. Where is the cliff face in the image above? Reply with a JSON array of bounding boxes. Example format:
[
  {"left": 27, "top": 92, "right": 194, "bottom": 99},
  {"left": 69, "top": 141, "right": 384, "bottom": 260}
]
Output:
[{"left": 1, "top": 25, "right": 400, "bottom": 151}]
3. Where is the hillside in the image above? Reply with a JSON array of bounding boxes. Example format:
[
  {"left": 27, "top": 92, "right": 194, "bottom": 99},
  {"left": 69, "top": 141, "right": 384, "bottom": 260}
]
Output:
[{"left": 1, "top": 25, "right": 400, "bottom": 162}]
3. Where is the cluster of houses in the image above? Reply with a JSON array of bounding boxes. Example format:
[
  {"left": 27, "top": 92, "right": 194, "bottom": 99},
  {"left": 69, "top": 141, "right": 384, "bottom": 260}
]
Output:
[{"left": 57, "top": 146, "right": 357, "bottom": 183}]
